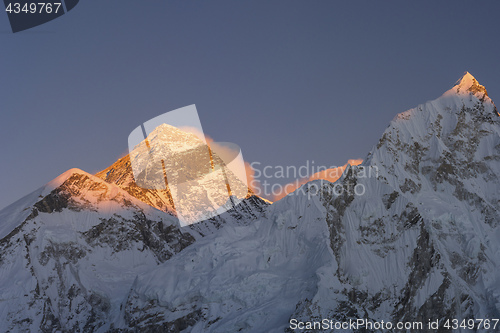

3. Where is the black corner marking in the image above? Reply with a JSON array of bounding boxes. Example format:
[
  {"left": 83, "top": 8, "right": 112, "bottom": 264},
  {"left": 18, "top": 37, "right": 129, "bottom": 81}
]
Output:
[
  {"left": 3, "top": 0, "right": 79, "bottom": 33},
  {"left": 64, "top": 0, "right": 78, "bottom": 12}
]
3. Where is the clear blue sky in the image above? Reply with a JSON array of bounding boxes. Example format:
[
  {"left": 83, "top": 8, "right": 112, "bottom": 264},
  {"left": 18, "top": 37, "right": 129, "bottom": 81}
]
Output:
[{"left": 1, "top": 1, "right": 500, "bottom": 208}]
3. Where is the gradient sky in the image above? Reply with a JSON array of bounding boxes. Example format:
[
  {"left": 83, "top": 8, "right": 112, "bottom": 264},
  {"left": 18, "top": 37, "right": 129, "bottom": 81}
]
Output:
[{"left": 1, "top": 1, "right": 500, "bottom": 208}]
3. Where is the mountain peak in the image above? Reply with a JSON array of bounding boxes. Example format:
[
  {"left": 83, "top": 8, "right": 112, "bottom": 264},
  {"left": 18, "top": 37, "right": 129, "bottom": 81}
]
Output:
[
  {"left": 148, "top": 123, "right": 204, "bottom": 142},
  {"left": 449, "top": 71, "right": 488, "bottom": 98},
  {"left": 46, "top": 167, "right": 89, "bottom": 190}
]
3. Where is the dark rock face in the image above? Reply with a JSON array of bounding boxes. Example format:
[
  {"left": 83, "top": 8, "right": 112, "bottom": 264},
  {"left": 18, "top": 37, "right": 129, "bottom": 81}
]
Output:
[
  {"left": 82, "top": 215, "right": 196, "bottom": 263},
  {"left": 95, "top": 155, "right": 177, "bottom": 214},
  {"left": 34, "top": 190, "right": 71, "bottom": 213}
]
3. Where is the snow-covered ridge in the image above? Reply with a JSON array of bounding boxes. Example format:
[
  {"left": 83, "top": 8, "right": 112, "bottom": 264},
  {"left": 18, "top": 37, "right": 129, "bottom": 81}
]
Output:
[
  {"left": 0, "top": 167, "right": 154, "bottom": 241},
  {"left": 290, "top": 73, "right": 500, "bottom": 328}
]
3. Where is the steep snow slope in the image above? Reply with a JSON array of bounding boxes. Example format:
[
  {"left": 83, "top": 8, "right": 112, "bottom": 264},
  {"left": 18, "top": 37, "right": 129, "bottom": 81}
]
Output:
[
  {"left": 288, "top": 72, "right": 500, "bottom": 330},
  {"left": 121, "top": 187, "right": 334, "bottom": 332}
]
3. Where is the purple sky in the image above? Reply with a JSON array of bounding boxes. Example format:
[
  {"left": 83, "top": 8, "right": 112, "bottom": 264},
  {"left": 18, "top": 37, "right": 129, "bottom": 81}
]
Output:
[{"left": 1, "top": 1, "right": 500, "bottom": 208}]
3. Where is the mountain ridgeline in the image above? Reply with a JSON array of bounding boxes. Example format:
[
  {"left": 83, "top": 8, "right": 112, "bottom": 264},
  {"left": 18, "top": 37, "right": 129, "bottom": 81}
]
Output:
[{"left": 0, "top": 73, "right": 498, "bottom": 332}]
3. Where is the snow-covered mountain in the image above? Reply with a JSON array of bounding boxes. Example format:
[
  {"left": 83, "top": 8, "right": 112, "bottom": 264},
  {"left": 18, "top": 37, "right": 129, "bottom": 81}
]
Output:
[
  {"left": 0, "top": 73, "right": 499, "bottom": 332},
  {"left": 96, "top": 123, "right": 251, "bottom": 219},
  {"left": 0, "top": 136, "right": 267, "bottom": 331},
  {"left": 285, "top": 72, "right": 500, "bottom": 330}
]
